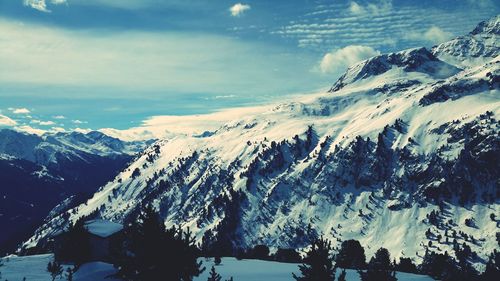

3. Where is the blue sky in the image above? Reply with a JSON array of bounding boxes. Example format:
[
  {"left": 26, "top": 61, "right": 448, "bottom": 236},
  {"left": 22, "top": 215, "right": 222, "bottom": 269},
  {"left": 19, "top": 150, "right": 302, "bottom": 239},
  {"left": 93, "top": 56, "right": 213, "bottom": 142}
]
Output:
[{"left": 0, "top": 0, "right": 498, "bottom": 133}]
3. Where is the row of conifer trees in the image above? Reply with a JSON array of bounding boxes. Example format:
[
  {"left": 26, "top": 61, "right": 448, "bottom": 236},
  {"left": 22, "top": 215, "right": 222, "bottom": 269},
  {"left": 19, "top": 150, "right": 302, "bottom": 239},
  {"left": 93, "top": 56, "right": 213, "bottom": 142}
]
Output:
[{"left": 52, "top": 204, "right": 499, "bottom": 281}]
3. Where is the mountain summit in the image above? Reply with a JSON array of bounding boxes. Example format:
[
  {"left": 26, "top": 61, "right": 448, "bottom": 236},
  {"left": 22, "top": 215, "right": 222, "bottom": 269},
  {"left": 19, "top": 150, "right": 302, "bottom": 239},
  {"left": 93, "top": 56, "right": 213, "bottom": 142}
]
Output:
[{"left": 432, "top": 15, "right": 499, "bottom": 68}]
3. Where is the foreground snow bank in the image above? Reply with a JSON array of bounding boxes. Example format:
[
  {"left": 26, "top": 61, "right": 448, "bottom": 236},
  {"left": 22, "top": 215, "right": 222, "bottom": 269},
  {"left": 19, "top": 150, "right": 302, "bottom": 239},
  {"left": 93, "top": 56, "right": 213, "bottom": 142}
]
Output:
[
  {"left": 73, "top": 261, "right": 121, "bottom": 281},
  {"left": 194, "top": 258, "right": 435, "bottom": 281},
  {"left": 0, "top": 255, "right": 435, "bottom": 281},
  {"left": 0, "top": 254, "right": 120, "bottom": 281}
]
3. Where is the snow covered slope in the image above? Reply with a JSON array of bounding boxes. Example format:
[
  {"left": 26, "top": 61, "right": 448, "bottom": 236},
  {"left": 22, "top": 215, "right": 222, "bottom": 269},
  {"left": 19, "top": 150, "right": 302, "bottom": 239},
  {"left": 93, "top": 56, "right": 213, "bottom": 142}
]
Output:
[
  {"left": 0, "top": 255, "right": 435, "bottom": 281},
  {"left": 193, "top": 258, "right": 435, "bottom": 281},
  {"left": 24, "top": 17, "right": 499, "bottom": 270},
  {"left": 0, "top": 254, "right": 122, "bottom": 281}
]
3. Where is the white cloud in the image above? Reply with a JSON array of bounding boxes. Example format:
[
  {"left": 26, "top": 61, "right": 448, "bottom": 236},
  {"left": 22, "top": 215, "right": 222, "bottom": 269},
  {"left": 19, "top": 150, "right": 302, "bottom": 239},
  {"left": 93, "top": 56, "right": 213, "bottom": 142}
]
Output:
[
  {"left": 66, "top": 0, "right": 189, "bottom": 10},
  {"left": 53, "top": 115, "right": 66, "bottom": 119},
  {"left": 348, "top": 0, "right": 392, "bottom": 16},
  {"left": 467, "top": 0, "right": 494, "bottom": 8},
  {"left": 319, "top": 45, "right": 380, "bottom": 74},
  {"left": 23, "top": 0, "right": 66, "bottom": 12},
  {"left": 15, "top": 125, "right": 46, "bottom": 135},
  {"left": 349, "top": 2, "right": 364, "bottom": 15},
  {"left": 15, "top": 124, "right": 68, "bottom": 135},
  {"left": 422, "top": 26, "right": 453, "bottom": 44},
  {"left": 40, "top": 120, "right": 56, "bottom": 126},
  {"left": 213, "top": 95, "right": 236, "bottom": 99},
  {"left": 11, "top": 108, "right": 31, "bottom": 114},
  {"left": 50, "top": 127, "right": 66, "bottom": 132},
  {"left": 72, "top": 119, "right": 87, "bottom": 124},
  {"left": 23, "top": 0, "right": 50, "bottom": 12},
  {"left": 100, "top": 105, "right": 270, "bottom": 141},
  {"left": 229, "top": 3, "right": 251, "bottom": 17},
  {"left": 405, "top": 26, "right": 453, "bottom": 45},
  {"left": 0, "top": 115, "right": 17, "bottom": 127},
  {"left": 74, "top": 127, "right": 92, "bottom": 134}
]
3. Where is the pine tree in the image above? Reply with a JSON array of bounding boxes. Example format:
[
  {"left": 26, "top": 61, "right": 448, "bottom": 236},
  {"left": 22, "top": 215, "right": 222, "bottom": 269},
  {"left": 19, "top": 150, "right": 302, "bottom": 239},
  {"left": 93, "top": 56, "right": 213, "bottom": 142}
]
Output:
[
  {"left": 419, "top": 251, "right": 460, "bottom": 281},
  {"left": 207, "top": 266, "right": 222, "bottom": 281},
  {"left": 335, "top": 239, "right": 366, "bottom": 269},
  {"left": 481, "top": 251, "right": 500, "bottom": 281},
  {"left": 358, "top": 248, "right": 397, "bottom": 281},
  {"left": 116, "top": 205, "right": 205, "bottom": 281},
  {"left": 292, "top": 236, "right": 335, "bottom": 281},
  {"left": 47, "top": 260, "right": 63, "bottom": 281},
  {"left": 395, "top": 257, "right": 417, "bottom": 273}
]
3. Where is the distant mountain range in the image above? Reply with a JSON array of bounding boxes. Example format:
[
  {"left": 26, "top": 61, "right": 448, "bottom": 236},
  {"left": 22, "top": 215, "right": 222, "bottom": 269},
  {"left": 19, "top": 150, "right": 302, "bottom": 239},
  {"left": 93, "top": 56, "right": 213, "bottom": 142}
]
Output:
[
  {"left": 23, "top": 16, "right": 500, "bottom": 271},
  {"left": 0, "top": 129, "right": 151, "bottom": 254}
]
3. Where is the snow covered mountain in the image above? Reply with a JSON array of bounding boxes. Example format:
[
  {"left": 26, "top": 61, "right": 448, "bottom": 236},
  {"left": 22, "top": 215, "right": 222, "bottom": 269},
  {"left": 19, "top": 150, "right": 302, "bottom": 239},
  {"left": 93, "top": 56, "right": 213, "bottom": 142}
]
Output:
[
  {"left": 0, "top": 129, "right": 151, "bottom": 254},
  {"left": 24, "top": 16, "right": 499, "bottom": 270},
  {"left": 432, "top": 15, "right": 499, "bottom": 68},
  {"left": 0, "top": 129, "right": 146, "bottom": 167}
]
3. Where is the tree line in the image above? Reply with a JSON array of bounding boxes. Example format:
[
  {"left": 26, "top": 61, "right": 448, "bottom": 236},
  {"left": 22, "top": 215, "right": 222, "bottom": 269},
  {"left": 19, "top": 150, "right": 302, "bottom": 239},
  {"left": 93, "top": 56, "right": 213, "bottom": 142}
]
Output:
[{"left": 49, "top": 205, "right": 499, "bottom": 281}]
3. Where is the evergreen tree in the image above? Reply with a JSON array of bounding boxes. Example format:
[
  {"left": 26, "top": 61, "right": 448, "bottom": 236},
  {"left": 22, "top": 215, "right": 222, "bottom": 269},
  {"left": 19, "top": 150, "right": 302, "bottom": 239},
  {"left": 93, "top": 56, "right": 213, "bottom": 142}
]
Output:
[
  {"left": 292, "top": 236, "right": 335, "bottom": 281},
  {"left": 335, "top": 240, "right": 366, "bottom": 269},
  {"left": 250, "top": 245, "right": 270, "bottom": 260},
  {"left": 419, "top": 251, "right": 461, "bottom": 281},
  {"left": 207, "top": 266, "right": 222, "bottom": 281},
  {"left": 116, "top": 205, "right": 205, "bottom": 281},
  {"left": 274, "top": 248, "right": 302, "bottom": 263},
  {"left": 358, "top": 248, "right": 397, "bottom": 281},
  {"left": 47, "top": 260, "right": 63, "bottom": 281},
  {"left": 481, "top": 251, "right": 500, "bottom": 281},
  {"left": 395, "top": 257, "right": 417, "bottom": 273}
]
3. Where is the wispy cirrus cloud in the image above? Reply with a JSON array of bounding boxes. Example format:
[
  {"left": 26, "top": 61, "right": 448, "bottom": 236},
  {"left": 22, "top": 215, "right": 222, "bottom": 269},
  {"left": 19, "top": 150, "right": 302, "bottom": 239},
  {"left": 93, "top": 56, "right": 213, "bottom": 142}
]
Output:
[
  {"left": 467, "top": 0, "right": 495, "bottom": 8},
  {"left": 349, "top": 0, "right": 392, "bottom": 16},
  {"left": 0, "top": 18, "right": 321, "bottom": 98},
  {"left": 272, "top": 1, "right": 495, "bottom": 53}
]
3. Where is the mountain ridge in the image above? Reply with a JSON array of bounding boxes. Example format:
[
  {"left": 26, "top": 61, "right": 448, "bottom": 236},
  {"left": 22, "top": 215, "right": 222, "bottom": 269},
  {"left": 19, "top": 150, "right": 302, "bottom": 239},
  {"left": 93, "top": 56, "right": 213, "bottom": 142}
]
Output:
[{"left": 22, "top": 16, "right": 500, "bottom": 271}]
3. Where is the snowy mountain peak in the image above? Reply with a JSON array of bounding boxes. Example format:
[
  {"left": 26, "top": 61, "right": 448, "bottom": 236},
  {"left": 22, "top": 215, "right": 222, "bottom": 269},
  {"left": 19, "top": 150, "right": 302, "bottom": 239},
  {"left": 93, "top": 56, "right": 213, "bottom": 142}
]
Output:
[
  {"left": 432, "top": 15, "right": 499, "bottom": 68},
  {"left": 470, "top": 15, "right": 500, "bottom": 35},
  {"left": 329, "top": 47, "right": 459, "bottom": 92}
]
